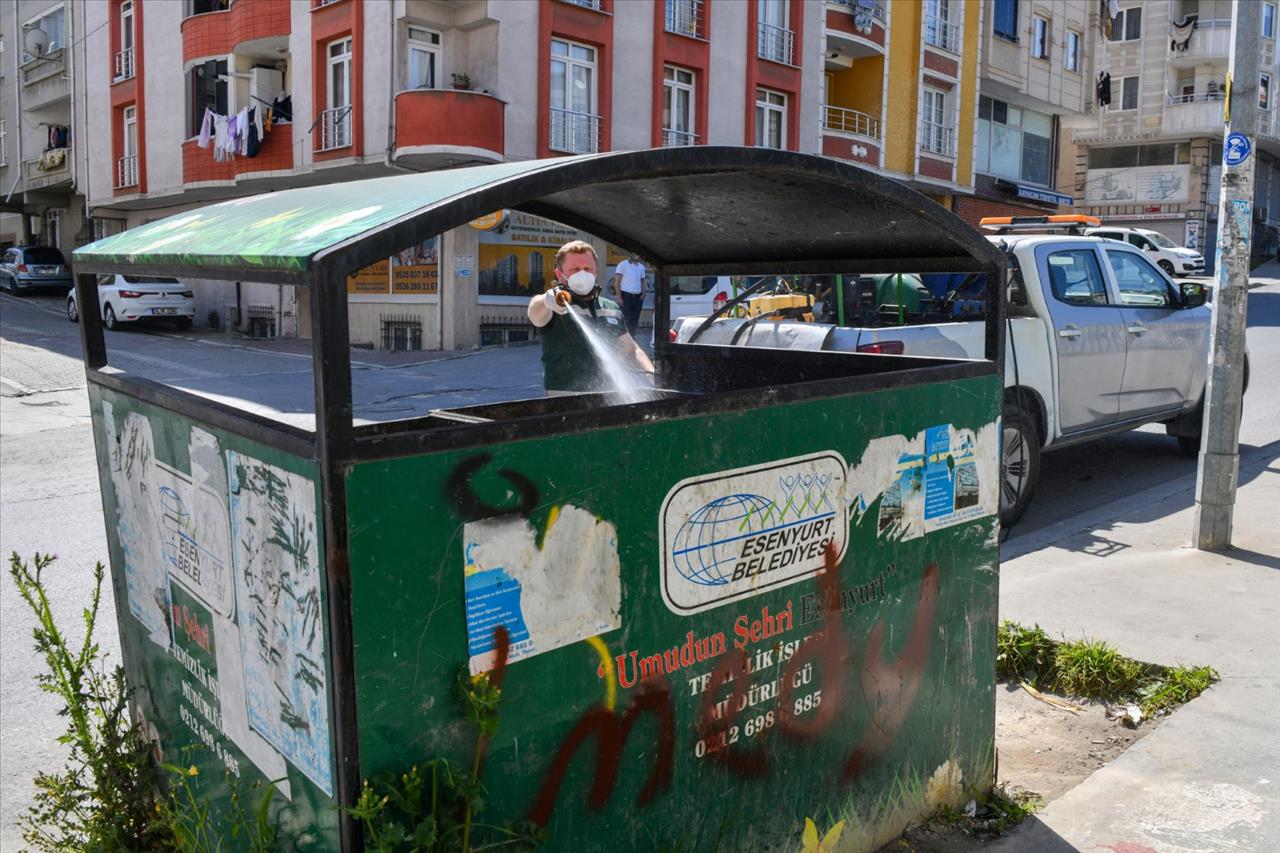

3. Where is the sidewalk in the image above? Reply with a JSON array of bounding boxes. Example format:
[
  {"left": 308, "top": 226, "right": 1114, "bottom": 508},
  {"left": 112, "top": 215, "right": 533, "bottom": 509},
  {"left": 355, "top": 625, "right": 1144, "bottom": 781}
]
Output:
[{"left": 990, "top": 451, "right": 1280, "bottom": 851}]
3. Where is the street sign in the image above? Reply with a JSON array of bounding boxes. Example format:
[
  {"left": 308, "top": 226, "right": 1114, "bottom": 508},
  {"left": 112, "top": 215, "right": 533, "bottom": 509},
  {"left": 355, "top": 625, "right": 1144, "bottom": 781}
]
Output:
[{"left": 1224, "top": 133, "right": 1252, "bottom": 166}]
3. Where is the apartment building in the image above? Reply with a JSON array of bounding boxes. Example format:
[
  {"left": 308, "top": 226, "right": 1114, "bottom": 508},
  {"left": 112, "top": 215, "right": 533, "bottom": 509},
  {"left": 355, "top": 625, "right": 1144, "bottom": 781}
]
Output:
[
  {"left": 948, "top": 0, "right": 1092, "bottom": 225},
  {"left": 1072, "top": 0, "right": 1280, "bottom": 267},
  {"left": 819, "top": 0, "right": 984, "bottom": 208},
  {"left": 0, "top": 0, "right": 91, "bottom": 252}
]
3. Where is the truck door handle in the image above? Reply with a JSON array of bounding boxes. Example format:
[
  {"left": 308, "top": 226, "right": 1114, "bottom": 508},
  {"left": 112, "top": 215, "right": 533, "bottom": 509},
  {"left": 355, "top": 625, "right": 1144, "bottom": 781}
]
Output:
[
  {"left": 1126, "top": 322, "right": 1146, "bottom": 335},
  {"left": 1057, "top": 325, "right": 1082, "bottom": 339}
]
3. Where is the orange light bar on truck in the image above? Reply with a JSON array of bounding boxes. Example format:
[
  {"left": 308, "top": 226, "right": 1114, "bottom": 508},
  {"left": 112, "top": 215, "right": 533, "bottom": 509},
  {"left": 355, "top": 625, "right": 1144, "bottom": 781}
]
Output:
[{"left": 979, "top": 214, "right": 1102, "bottom": 232}]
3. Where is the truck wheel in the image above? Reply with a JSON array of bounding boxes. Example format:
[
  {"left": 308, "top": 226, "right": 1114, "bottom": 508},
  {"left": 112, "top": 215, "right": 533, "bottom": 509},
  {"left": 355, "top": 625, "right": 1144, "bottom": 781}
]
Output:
[{"left": 1000, "top": 404, "right": 1040, "bottom": 530}]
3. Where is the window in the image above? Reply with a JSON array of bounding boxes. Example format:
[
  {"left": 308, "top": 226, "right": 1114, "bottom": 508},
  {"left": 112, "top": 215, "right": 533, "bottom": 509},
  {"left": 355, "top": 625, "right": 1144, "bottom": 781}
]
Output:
[
  {"left": 1088, "top": 143, "right": 1189, "bottom": 169},
  {"left": 755, "top": 88, "right": 786, "bottom": 149},
  {"left": 975, "top": 96, "right": 1053, "bottom": 184},
  {"left": 921, "top": 87, "right": 951, "bottom": 155},
  {"left": 21, "top": 7, "right": 65, "bottom": 62},
  {"left": 663, "top": 65, "right": 696, "bottom": 146},
  {"left": 1265, "top": 3, "right": 1276, "bottom": 39},
  {"left": 550, "top": 38, "right": 598, "bottom": 153},
  {"left": 1110, "top": 7, "right": 1141, "bottom": 42},
  {"left": 1065, "top": 30, "right": 1081, "bottom": 72},
  {"left": 407, "top": 26, "right": 440, "bottom": 90},
  {"left": 992, "top": 0, "right": 1018, "bottom": 42},
  {"left": 1106, "top": 251, "right": 1174, "bottom": 308},
  {"left": 121, "top": 1, "right": 135, "bottom": 52},
  {"left": 1262, "top": 73, "right": 1273, "bottom": 112},
  {"left": 324, "top": 37, "right": 353, "bottom": 149},
  {"left": 925, "top": 0, "right": 957, "bottom": 52},
  {"left": 757, "top": 0, "right": 793, "bottom": 64},
  {"left": 188, "top": 59, "right": 227, "bottom": 138},
  {"left": 1046, "top": 250, "right": 1108, "bottom": 307},
  {"left": 665, "top": 0, "right": 704, "bottom": 39},
  {"left": 0, "top": 119, "right": 6, "bottom": 167},
  {"left": 117, "top": 106, "right": 138, "bottom": 188},
  {"left": 1109, "top": 76, "right": 1139, "bottom": 111},
  {"left": 1032, "top": 16, "right": 1050, "bottom": 59}
]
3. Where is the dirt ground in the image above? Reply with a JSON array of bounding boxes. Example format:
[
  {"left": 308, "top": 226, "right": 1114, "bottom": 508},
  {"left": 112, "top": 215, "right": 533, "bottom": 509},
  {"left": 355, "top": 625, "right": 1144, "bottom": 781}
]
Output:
[{"left": 877, "top": 683, "right": 1161, "bottom": 852}]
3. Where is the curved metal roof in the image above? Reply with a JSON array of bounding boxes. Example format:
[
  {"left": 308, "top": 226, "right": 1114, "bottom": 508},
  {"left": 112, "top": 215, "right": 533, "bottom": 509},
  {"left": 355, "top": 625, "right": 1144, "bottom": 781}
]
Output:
[{"left": 73, "top": 147, "right": 1004, "bottom": 282}]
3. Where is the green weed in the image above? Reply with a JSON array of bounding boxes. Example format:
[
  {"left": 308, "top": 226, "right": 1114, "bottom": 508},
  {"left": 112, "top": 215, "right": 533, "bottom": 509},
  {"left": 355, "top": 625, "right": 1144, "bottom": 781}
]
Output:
[
  {"left": 1138, "top": 664, "right": 1219, "bottom": 716},
  {"left": 933, "top": 785, "right": 1043, "bottom": 838},
  {"left": 995, "top": 621, "right": 1057, "bottom": 686},
  {"left": 1052, "top": 638, "right": 1146, "bottom": 701}
]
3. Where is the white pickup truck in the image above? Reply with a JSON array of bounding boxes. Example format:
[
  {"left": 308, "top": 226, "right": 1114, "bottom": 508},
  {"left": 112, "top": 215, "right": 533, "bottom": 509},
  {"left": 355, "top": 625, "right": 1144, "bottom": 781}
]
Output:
[{"left": 671, "top": 233, "right": 1236, "bottom": 527}]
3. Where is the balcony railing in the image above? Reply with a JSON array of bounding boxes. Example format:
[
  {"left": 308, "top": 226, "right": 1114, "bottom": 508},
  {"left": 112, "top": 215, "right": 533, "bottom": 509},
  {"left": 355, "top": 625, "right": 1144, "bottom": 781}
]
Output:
[
  {"left": 561, "top": 0, "right": 602, "bottom": 10},
  {"left": 665, "top": 0, "right": 705, "bottom": 39},
  {"left": 550, "top": 108, "right": 600, "bottom": 154},
  {"left": 317, "top": 106, "right": 353, "bottom": 151},
  {"left": 116, "top": 155, "right": 139, "bottom": 189},
  {"left": 830, "top": 0, "right": 885, "bottom": 22},
  {"left": 919, "top": 121, "right": 955, "bottom": 156},
  {"left": 662, "top": 128, "right": 698, "bottom": 147},
  {"left": 114, "top": 47, "right": 135, "bottom": 81},
  {"left": 925, "top": 15, "right": 960, "bottom": 53},
  {"left": 822, "top": 105, "right": 881, "bottom": 140},
  {"left": 757, "top": 22, "right": 795, "bottom": 65},
  {"left": 1167, "top": 91, "right": 1225, "bottom": 105}
]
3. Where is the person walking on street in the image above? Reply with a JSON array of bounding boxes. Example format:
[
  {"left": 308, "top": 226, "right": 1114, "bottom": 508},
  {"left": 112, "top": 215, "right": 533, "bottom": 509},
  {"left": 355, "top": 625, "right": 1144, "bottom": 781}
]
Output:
[
  {"left": 611, "top": 253, "right": 647, "bottom": 336},
  {"left": 527, "top": 240, "right": 653, "bottom": 395}
]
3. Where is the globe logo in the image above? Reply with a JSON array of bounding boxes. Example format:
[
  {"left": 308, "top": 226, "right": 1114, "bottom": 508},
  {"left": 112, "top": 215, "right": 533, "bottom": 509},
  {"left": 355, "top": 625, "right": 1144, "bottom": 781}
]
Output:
[{"left": 671, "top": 494, "right": 776, "bottom": 587}]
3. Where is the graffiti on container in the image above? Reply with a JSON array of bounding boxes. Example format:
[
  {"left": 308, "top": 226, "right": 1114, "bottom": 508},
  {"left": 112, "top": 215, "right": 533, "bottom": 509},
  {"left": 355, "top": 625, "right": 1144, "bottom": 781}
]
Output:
[
  {"left": 228, "top": 451, "right": 332, "bottom": 797},
  {"left": 467, "top": 544, "right": 938, "bottom": 827},
  {"left": 446, "top": 452, "right": 540, "bottom": 522}
]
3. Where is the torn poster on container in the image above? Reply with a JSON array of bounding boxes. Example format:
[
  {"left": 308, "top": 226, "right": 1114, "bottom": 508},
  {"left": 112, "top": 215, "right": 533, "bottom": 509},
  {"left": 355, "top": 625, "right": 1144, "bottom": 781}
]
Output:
[
  {"left": 227, "top": 451, "right": 332, "bottom": 797},
  {"left": 464, "top": 505, "right": 622, "bottom": 676},
  {"left": 849, "top": 423, "right": 999, "bottom": 541},
  {"left": 659, "top": 452, "right": 849, "bottom": 615}
]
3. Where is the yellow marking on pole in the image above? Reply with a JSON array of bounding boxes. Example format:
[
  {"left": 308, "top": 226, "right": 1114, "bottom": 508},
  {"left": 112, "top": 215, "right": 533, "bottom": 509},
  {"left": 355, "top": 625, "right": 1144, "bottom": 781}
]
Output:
[{"left": 586, "top": 636, "right": 617, "bottom": 712}]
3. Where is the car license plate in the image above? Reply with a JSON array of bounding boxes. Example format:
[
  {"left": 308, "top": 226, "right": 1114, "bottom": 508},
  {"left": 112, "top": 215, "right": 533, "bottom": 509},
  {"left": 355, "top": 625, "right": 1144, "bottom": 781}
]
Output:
[{"left": 153, "top": 307, "right": 177, "bottom": 315}]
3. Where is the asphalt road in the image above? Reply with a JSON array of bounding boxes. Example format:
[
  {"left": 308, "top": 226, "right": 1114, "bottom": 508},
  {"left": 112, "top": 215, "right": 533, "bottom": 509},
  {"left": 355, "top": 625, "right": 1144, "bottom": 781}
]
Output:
[{"left": 1, "top": 278, "right": 1277, "bottom": 847}]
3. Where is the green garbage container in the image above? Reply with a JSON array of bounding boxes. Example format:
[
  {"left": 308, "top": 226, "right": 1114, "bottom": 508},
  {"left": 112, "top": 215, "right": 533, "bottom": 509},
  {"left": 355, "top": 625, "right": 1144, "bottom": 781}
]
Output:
[{"left": 73, "top": 148, "right": 1006, "bottom": 851}]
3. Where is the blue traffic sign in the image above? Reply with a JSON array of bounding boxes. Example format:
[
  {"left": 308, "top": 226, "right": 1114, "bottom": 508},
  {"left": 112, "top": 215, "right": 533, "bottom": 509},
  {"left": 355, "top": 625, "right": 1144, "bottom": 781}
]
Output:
[{"left": 1224, "top": 133, "right": 1252, "bottom": 166}]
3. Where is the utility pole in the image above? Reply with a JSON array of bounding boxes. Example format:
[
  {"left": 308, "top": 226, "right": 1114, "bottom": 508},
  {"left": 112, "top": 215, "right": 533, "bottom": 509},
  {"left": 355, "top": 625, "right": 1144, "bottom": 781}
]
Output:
[{"left": 1193, "top": 0, "right": 1259, "bottom": 550}]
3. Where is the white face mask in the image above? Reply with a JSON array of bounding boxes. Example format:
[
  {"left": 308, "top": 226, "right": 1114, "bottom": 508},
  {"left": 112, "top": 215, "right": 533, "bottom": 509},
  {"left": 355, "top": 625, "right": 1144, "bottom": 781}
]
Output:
[{"left": 566, "top": 270, "right": 596, "bottom": 295}]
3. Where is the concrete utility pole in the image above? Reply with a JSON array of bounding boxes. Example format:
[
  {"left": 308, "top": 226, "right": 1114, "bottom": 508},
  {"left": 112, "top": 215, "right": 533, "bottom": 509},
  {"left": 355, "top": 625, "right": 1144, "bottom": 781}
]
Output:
[{"left": 1194, "top": 0, "right": 1259, "bottom": 550}]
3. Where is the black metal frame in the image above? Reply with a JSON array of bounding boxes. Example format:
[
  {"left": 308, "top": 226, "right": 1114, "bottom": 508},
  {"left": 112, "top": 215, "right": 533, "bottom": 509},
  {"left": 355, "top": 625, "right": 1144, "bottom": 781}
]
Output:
[{"left": 71, "top": 147, "right": 1006, "bottom": 851}]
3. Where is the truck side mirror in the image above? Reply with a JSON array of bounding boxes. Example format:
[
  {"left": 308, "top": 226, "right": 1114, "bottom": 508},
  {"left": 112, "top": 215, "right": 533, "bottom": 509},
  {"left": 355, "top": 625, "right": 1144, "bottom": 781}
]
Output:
[{"left": 1181, "top": 281, "right": 1206, "bottom": 309}]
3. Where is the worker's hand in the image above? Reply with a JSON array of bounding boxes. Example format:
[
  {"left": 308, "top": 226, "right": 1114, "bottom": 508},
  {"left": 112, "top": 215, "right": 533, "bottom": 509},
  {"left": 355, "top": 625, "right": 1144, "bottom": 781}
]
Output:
[{"left": 544, "top": 288, "right": 570, "bottom": 315}]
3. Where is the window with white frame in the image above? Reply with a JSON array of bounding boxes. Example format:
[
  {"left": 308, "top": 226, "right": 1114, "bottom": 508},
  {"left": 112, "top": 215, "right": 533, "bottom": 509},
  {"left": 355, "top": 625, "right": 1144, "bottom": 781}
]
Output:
[
  {"left": 188, "top": 59, "right": 227, "bottom": 138},
  {"left": 1065, "top": 30, "right": 1081, "bottom": 72},
  {"left": 1032, "top": 15, "right": 1050, "bottom": 59},
  {"left": 1111, "top": 75, "right": 1139, "bottom": 110},
  {"left": 22, "top": 7, "right": 65, "bottom": 62},
  {"left": 117, "top": 106, "right": 138, "bottom": 188},
  {"left": 1265, "top": 4, "right": 1276, "bottom": 39},
  {"left": 407, "top": 26, "right": 440, "bottom": 90},
  {"left": 116, "top": 1, "right": 136, "bottom": 80},
  {"left": 1261, "top": 73, "right": 1273, "bottom": 111},
  {"left": 757, "top": 0, "right": 793, "bottom": 64},
  {"left": 920, "top": 87, "right": 952, "bottom": 155},
  {"left": 925, "top": 0, "right": 958, "bottom": 53},
  {"left": 1109, "top": 7, "right": 1141, "bottom": 42},
  {"left": 0, "top": 119, "right": 7, "bottom": 167},
  {"left": 754, "top": 88, "right": 786, "bottom": 149},
  {"left": 975, "top": 96, "right": 1054, "bottom": 186},
  {"left": 550, "top": 38, "right": 598, "bottom": 154},
  {"left": 324, "top": 37, "right": 353, "bottom": 149},
  {"left": 663, "top": 65, "right": 696, "bottom": 146}
]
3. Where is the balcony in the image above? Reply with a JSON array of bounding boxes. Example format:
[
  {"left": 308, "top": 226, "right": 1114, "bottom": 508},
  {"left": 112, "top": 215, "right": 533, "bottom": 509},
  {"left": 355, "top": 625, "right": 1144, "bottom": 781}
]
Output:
[
  {"left": 919, "top": 121, "right": 956, "bottom": 157},
  {"left": 1164, "top": 92, "right": 1226, "bottom": 135},
  {"left": 661, "top": 128, "right": 698, "bottom": 147},
  {"left": 822, "top": 105, "right": 881, "bottom": 140},
  {"left": 393, "top": 90, "right": 504, "bottom": 168},
  {"left": 20, "top": 50, "right": 70, "bottom": 109},
  {"left": 550, "top": 108, "right": 600, "bottom": 155},
  {"left": 114, "top": 47, "right": 136, "bottom": 82},
  {"left": 561, "top": 0, "right": 603, "bottom": 9},
  {"left": 317, "top": 106, "right": 353, "bottom": 152},
  {"left": 22, "top": 148, "right": 71, "bottom": 191},
  {"left": 665, "top": 0, "right": 705, "bottom": 40},
  {"left": 825, "top": 0, "right": 887, "bottom": 60},
  {"left": 1170, "top": 19, "right": 1230, "bottom": 65},
  {"left": 182, "top": 0, "right": 291, "bottom": 63},
  {"left": 115, "top": 155, "right": 139, "bottom": 190},
  {"left": 924, "top": 15, "right": 960, "bottom": 54},
  {"left": 182, "top": 123, "right": 295, "bottom": 188},
  {"left": 758, "top": 22, "right": 796, "bottom": 65},
  {"left": 821, "top": 105, "right": 880, "bottom": 167}
]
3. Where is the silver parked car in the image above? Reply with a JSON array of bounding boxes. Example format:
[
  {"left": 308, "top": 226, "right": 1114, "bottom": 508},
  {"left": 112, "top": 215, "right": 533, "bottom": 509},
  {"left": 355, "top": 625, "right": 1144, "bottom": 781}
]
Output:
[{"left": 0, "top": 246, "right": 73, "bottom": 293}]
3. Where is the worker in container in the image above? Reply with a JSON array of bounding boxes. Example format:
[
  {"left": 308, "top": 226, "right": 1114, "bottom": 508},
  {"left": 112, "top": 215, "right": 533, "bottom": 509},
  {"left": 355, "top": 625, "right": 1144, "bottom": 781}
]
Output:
[{"left": 527, "top": 239, "right": 654, "bottom": 396}]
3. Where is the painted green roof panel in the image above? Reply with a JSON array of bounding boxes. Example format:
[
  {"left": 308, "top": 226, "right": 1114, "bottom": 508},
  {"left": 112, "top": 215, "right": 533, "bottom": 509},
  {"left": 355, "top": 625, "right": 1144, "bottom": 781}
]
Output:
[{"left": 71, "top": 158, "right": 563, "bottom": 272}]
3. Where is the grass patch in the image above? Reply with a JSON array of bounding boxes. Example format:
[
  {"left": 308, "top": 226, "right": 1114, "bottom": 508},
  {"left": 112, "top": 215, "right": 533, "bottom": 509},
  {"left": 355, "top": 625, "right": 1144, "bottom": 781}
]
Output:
[
  {"left": 930, "top": 785, "right": 1043, "bottom": 840},
  {"left": 997, "top": 621, "right": 1218, "bottom": 716}
]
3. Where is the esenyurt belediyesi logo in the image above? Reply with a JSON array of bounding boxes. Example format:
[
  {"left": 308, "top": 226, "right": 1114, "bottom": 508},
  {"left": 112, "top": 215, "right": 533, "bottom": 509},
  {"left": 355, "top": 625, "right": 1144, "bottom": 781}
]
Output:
[{"left": 661, "top": 454, "right": 848, "bottom": 614}]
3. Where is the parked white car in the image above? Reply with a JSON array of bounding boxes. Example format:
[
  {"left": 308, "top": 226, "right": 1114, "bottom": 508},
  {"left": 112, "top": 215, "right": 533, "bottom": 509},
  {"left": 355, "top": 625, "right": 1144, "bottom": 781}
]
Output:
[
  {"left": 668, "top": 276, "right": 736, "bottom": 324},
  {"left": 1085, "top": 226, "right": 1204, "bottom": 277},
  {"left": 67, "top": 274, "right": 195, "bottom": 330}
]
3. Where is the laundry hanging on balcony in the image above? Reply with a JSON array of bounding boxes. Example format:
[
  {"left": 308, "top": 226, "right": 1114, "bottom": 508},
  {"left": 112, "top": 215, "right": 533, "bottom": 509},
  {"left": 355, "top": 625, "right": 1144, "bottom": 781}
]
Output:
[
  {"left": 37, "top": 148, "right": 67, "bottom": 172},
  {"left": 196, "top": 105, "right": 270, "bottom": 162},
  {"left": 1170, "top": 17, "right": 1196, "bottom": 52}
]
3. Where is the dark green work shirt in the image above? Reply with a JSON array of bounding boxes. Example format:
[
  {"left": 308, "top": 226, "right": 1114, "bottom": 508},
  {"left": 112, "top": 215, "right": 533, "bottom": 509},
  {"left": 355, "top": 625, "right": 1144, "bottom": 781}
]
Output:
[{"left": 539, "top": 296, "right": 629, "bottom": 392}]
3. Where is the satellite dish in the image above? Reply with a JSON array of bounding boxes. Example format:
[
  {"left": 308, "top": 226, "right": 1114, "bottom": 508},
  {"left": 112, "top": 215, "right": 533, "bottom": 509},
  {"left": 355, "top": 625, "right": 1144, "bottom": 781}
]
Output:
[{"left": 23, "top": 27, "right": 50, "bottom": 58}]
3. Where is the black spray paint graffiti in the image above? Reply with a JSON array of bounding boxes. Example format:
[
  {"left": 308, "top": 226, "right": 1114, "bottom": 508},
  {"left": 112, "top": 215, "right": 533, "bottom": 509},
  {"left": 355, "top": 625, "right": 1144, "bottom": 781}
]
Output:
[{"left": 445, "top": 453, "right": 541, "bottom": 522}]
